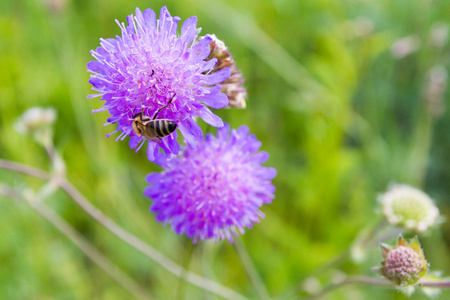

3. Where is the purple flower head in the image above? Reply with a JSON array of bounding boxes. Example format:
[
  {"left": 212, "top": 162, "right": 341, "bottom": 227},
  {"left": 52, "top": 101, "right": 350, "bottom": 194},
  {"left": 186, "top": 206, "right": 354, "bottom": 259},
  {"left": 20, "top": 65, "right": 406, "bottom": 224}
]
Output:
[
  {"left": 87, "top": 7, "right": 231, "bottom": 161},
  {"left": 144, "top": 124, "right": 277, "bottom": 243}
]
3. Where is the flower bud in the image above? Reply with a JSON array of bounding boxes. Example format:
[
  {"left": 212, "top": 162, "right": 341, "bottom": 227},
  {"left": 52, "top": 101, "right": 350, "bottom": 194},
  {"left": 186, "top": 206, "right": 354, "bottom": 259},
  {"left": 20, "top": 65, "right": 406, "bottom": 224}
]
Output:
[
  {"left": 15, "top": 107, "right": 56, "bottom": 133},
  {"left": 205, "top": 34, "right": 247, "bottom": 109},
  {"left": 390, "top": 36, "right": 420, "bottom": 59},
  {"left": 374, "top": 235, "right": 428, "bottom": 286},
  {"left": 15, "top": 107, "right": 57, "bottom": 145},
  {"left": 430, "top": 22, "right": 448, "bottom": 48},
  {"left": 424, "top": 65, "right": 447, "bottom": 118},
  {"left": 379, "top": 184, "right": 439, "bottom": 232}
]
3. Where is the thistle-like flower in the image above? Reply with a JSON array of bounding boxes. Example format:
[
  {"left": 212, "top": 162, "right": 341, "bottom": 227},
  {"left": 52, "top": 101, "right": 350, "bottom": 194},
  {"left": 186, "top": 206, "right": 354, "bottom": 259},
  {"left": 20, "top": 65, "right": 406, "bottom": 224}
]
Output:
[
  {"left": 379, "top": 184, "right": 439, "bottom": 232},
  {"left": 374, "top": 235, "right": 428, "bottom": 286},
  {"left": 87, "top": 7, "right": 231, "bottom": 161},
  {"left": 144, "top": 124, "right": 277, "bottom": 243},
  {"left": 205, "top": 34, "right": 247, "bottom": 108}
]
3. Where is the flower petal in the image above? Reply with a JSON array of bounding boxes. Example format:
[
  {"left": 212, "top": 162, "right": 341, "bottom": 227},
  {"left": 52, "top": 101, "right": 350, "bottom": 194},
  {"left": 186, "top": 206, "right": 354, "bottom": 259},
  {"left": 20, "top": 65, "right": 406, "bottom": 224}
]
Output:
[
  {"left": 196, "top": 107, "right": 223, "bottom": 127},
  {"left": 178, "top": 118, "right": 202, "bottom": 146},
  {"left": 143, "top": 8, "right": 156, "bottom": 30},
  {"left": 180, "top": 16, "right": 198, "bottom": 45},
  {"left": 204, "top": 68, "right": 231, "bottom": 85},
  {"left": 146, "top": 141, "right": 157, "bottom": 161},
  {"left": 191, "top": 36, "right": 212, "bottom": 60},
  {"left": 197, "top": 92, "right": 229, "bottom": 109},
  {"left": 87, "top": 61, "right": 104, "bottom": 73}
]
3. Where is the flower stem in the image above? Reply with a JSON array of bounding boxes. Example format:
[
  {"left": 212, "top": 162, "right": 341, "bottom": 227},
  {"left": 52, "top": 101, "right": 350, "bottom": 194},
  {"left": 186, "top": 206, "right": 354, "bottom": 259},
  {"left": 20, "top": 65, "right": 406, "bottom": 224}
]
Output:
[
  {"left": 419, "top": 281, "right": 450, "bottom": 287},
  {"left": 305, "top": 275, "right": 450, "bottom": 300},
  {"left": 1, "top": 184, "right": 152, "bottom": 300},
  {"left": 59, "top": 180, "right": 249, "bottom": 300},
  {"left": 305, "top": 276, "right": 393, "bottom": 300},
  {"left": 234, "top": 237, "right": 271, "bottom": 300},
  {"left": 175, "top": 241, "right": 195, "bottom": 300},
  {"left": 0, "top": 184, "right": 21, "bottom": 199},
  {"left": 290, "top": 220, "right": 390, "bottom": 298},
  {"left": 408, "top": 108, "right": 433, "bottom": 186},
  {"left": 0, "top": 159, "right": 49, "bottom": 180},
  {"left": 308, "top": 219, "right": 388, "bottom": 278},
  {"left": 0, "top": 159, "right": 249, "bottom": 300}
]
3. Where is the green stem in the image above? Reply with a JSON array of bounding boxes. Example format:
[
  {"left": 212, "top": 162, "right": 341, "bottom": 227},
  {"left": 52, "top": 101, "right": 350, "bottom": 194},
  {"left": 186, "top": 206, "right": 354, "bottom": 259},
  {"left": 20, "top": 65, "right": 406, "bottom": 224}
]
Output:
[
  {"left": 308, "top": 219, "right": 388, "bottom": 277},
  {"left": 419, "top": 281, "right": 450, "bottom": 287},
  {"left": 289, "top": 220, "right": 390, "bottom": 298},
  {"left": 175, "top": 241, "right": 195, "bottom": 300},
  {"left": 30, "top": 201, "right": 154, "bottom": 300},
  {"left": 1, "top": 184, "right": 152, "bottom": 300},
  {"left": 234, "top": 237, "right": 271, "bottom": 300},
  {"left": 305, "top": 276, "right": 393, "bottom": 300},
  {"left": 408, "top": 110, "right": 433, "bottom": 186},
  {"left": 0, "top": 159, "right": 249, "bottom": 300},
  {"left": 306, "top": 275, "right": 450, "bottom": 300}
]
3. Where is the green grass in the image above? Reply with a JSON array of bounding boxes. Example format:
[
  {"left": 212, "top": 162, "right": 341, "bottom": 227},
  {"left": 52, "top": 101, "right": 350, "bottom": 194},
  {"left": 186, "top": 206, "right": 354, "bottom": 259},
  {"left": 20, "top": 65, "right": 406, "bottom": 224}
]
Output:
[{"left": 1, "top": 0, "right": 450, "bottom": 299}]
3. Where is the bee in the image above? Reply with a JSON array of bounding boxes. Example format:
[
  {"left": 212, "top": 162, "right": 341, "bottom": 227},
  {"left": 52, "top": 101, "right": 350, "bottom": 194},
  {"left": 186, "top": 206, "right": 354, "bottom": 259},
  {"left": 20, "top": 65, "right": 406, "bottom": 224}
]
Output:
[{"left": 132, "top": 94, "right": 177, "bottom": 141}]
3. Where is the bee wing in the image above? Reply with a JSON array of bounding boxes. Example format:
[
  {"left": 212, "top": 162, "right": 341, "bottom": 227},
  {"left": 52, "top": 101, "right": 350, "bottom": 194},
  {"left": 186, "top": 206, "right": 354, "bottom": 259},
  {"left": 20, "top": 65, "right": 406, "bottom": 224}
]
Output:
[{"left": 139, "top": 122, "right": 159, "bottom": 140}]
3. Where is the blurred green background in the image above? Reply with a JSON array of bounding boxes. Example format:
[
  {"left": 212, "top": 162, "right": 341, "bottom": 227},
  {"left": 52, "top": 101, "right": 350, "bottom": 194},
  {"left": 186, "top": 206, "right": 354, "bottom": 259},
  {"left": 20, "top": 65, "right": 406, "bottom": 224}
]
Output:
[{"left": 1, "top": 0, "right": 450, "bottom": 299}]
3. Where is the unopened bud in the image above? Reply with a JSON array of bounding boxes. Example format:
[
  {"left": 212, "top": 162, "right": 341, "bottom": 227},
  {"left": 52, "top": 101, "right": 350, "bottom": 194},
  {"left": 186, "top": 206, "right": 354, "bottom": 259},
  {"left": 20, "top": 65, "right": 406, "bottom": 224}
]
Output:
[
  {"left": 15, "top": 107, "right": 56, "bottom": 134},
  {"left": 391, "top": 36, "right": 420, "bottom": 59},
  {"left": 430, "top": 23, "right": 448, "bottom": 48},
  {"left": 425, "top": 66, "right": 447, "bottom": 117},
  {"left": 15, "top": 107, "right": 57, "bottom": 145},
  {"left": 373, "top": 235, "right": 428, "bottom": 286}
]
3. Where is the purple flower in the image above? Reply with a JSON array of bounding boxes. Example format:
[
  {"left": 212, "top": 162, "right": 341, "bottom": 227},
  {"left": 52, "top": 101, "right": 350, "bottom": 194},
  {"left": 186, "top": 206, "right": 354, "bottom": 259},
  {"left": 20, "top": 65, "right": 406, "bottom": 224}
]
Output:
[
  {"left": 87, "top": 7, "right": 231, "bottom": 161},
  {"left": 144, "top": 124, "right": 277, "bottom": 243}
]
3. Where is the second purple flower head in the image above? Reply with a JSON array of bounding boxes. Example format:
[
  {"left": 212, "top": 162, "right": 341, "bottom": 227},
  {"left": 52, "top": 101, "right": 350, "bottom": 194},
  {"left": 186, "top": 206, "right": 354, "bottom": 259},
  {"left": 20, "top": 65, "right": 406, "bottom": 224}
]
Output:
[
  {"left": 88, "top": 7, "right": 231, "bottom": 161},
  {"left": 145, "top": 124, "right": 277, "bottom": 243}
]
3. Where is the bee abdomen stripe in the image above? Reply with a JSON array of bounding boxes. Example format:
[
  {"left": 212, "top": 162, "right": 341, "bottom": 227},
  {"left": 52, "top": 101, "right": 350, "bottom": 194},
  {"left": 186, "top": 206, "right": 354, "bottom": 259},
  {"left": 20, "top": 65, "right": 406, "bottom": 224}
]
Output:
[
  {"left": 161, "top": 121, "right": 171, "bottom": 136},
  {"left": 155, "top": 120, "right": 165, "bottom": 137}
]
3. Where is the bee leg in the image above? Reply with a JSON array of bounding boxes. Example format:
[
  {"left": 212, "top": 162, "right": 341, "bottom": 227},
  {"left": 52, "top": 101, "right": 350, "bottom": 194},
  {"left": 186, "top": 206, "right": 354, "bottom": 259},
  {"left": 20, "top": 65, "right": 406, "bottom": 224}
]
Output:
[{"left": 152, "top": 93, "right": 176, "bottom": 120}]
